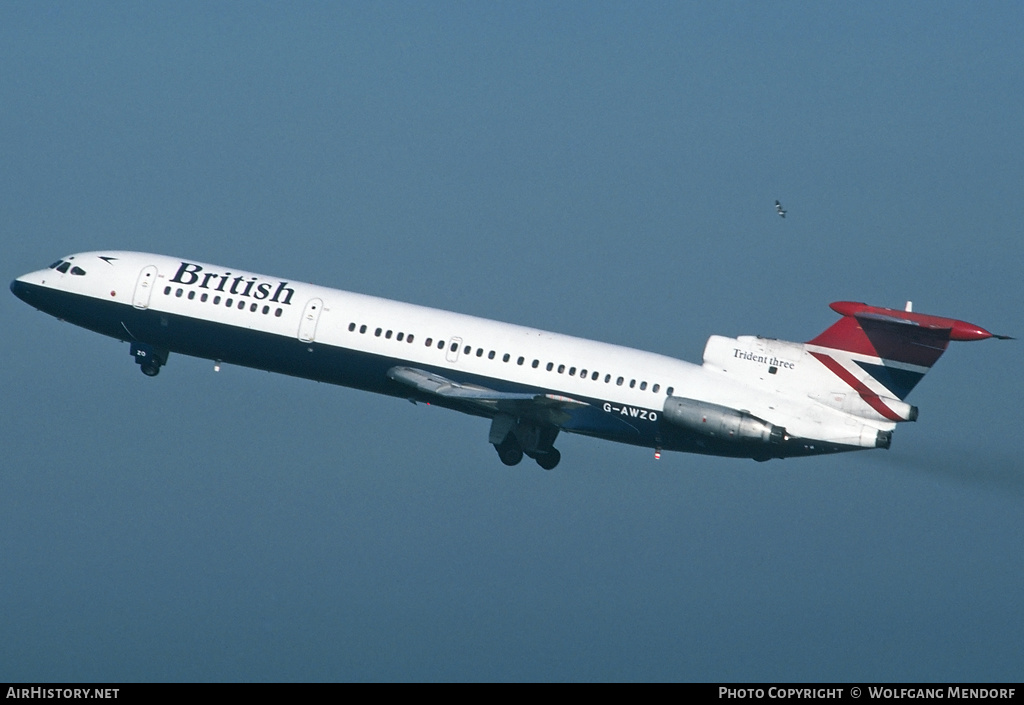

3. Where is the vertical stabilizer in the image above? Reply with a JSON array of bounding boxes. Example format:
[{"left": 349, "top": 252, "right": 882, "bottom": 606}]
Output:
[{"left": 805, "top": 302, "right": 1000, "bottom": 420}]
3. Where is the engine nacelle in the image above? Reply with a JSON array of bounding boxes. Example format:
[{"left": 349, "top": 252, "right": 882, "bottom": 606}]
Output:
[{"left": 663, "top": 396, "right": 786, "bottom": 445}]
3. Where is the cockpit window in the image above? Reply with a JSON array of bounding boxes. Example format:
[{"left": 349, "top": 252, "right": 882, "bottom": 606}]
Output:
[{"left": 48, "top": 258, "right": 86, "bottom": 275}]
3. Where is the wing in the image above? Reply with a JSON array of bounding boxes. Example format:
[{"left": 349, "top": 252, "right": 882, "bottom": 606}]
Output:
[{"left": 386, "top": 366, "right": 589, "bottom": 423}]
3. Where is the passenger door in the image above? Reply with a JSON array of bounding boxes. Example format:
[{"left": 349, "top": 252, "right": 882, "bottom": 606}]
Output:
[
  {"left": 132, "top": 265, "right": 158, "bottom": 309},
  {"left": 298, "top": 298, "right": 323, "bottom": 342}
]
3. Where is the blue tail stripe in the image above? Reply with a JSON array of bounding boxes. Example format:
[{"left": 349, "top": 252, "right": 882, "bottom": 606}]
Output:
[{"left": 855, "top": 361, "right": 925, "bottom": 400}]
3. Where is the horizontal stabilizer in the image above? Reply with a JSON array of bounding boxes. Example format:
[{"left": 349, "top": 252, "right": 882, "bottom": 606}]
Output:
[{"left": 818, "top": 301, "right": 1003, "bottom": 343}]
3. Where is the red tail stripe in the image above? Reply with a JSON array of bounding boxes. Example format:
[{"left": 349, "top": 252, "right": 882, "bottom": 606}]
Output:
[{"left": 810, "top": 351, "right": 904, "bottom": 422}]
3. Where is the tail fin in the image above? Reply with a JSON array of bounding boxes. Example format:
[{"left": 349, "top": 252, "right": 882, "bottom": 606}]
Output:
[{"left": 805, "top": 301, "right": 1005, "bottom": 421}]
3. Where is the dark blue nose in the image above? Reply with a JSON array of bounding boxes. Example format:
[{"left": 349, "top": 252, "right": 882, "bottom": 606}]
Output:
[{"left": 10, "top": 279, "right": 29, "bottom": 302}]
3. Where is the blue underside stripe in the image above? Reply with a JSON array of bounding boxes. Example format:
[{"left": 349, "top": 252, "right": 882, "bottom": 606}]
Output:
[{"left": 14, "top": 281, "right": 864, "bottom": 459}]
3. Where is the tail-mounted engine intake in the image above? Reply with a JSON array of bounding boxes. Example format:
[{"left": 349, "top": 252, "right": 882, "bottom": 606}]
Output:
[{"left": 663, "top": 396, "right": 786, "bottom": 445}]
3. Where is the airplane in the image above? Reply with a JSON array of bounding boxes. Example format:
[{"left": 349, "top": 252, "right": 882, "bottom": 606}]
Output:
[{"left": 10, "top": 251, "right": 1008, "bottom": 469}]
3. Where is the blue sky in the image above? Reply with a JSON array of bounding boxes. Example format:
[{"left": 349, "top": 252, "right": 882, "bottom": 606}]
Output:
[{"left": 2, "top": 2, "right": 1022, "bottom": 681}]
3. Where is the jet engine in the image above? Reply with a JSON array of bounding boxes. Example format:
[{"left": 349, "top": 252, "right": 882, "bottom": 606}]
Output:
[{"left": 663, "top": 396, "right": 786, "bottom": 445}]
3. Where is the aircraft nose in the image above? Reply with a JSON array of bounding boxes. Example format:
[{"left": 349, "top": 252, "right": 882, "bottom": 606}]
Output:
[{"left": 11, "top": 277, "right": 32, "bottom": 303}]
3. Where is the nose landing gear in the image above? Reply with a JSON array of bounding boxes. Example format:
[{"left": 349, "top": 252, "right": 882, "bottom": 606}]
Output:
[{"left": 130, "top": 342, "right": 169, "bottom": 377}]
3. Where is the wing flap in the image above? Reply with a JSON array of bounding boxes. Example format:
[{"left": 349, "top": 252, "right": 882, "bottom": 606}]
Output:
[{"left": 386, "top": 366, "right": 589, "bottom": 416}]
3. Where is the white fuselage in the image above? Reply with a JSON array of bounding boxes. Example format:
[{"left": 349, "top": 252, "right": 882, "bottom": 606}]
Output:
[{"left": 12, "top": 251, "right": 897, "bottom": 466}]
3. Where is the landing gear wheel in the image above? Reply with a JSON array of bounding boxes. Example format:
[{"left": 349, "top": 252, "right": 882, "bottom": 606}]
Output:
[
  {"left": 495, "top": 438, "right": 524, "bottom": 466},
  {"left": 130, "top": 342, "right": 168, "bottom": 378},
  {"left": 535, "top": 448, "right": 561, "bottom": 470}
]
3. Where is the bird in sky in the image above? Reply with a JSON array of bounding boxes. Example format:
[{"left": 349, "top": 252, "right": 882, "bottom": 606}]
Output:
[{"left": 775, "top": 200, "right": 787, "bottom": 218}]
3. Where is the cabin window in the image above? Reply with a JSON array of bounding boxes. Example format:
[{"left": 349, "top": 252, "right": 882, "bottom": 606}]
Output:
[
  {"left": 263, "top": 305, "right": 270, "bottom": 314},
  {"left": 640, "top": 381, "right": 647, "bottom": 390},
  {"left": 546, "top": 362, "right": 554, "bottom": 371},
  {"left": 396, "top": 332, "right": 404, "bottom": 341},
  {"left": 385, "top": 330, "right": 392, "bottom": 339},
  {"left": 666, "top": 387, "right": 674, "bottom": 396},
  {"left": 164, "top": 286, "right": 171, "bottom": 295},
  {"left": 592, "top": 371, "right": 599, "bottom": 381},
  {"left": 201, "top": 293, "right": 209, "bottom": 302},
  {"left": 187, "top": 291, "right": 195, "bottom": 300},
  {"left": 237, "top": 301, "right": 245, "bottom": 310},
  {"left": 175, "top": 289, "right": 184, "bottom": 297},
  {"left": 375, "top": 328, "right": 382, "bottom": 337},
  {"left": 425, "top": 338, "right": 433, "bottom": 347},
  {"left": 488, "top": 350, "right": 495, "bottom": 360},
  {"left": 503, "top": 353, "right": 510, "bottom": 362},
  {"left": 406, "top": 334, "right": 414, "bottom": 344},
  {"left": 214, "top": 296, "right": 221, "bottom": 305},
  {"left": 532, "top": 360, "right": 539, "bottom": 368},
  {"left": 652, "top": 384, "right": 660, "bottom": 393},
  {"left": 616, "top": 377, "right": 624, "bottom": 386},
  {"left": 557, "top": 364, "right": 565, "bottom": 374},
  {"left": 250, "top": 303, "right": 257, "bottom": 312},
  {"left": 464, "top": 345, "right": 471, "bottom": 355},
  {"left": 349, "top": 323, "right": 356, "bottom": 332},
  {"left": 225, "top": 298, "right": 233, "bottom": 306},
  {"left": 518, "top": 357, "right": 525, "bottom": 365},
  {"left": 629, "top": 379, "right": 636, "bottom": 388}
]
